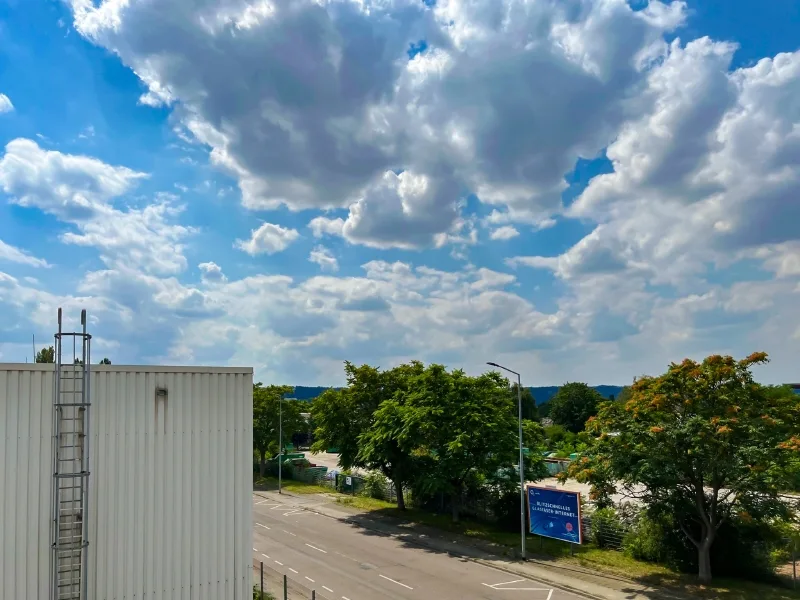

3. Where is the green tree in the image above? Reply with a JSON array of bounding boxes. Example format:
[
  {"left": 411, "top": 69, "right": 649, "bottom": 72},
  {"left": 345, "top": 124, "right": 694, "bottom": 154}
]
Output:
[
  {"left": 511, "top": 383, "right": 538, "bottom": 421},
  {"left": 407, "top": 365, "right": 528, "bottom": 522},
  {"left": 312, "top": 361, "right": 423, "bottom": 510},
  {"left": 616, "top": 385, "right": 633, "bottom": 404},
  {"left": 566, "top": 353, "right": 800, "bottom": 583},
  {"left": 99, "top": 358, "right": 111, "bottom": 365},
  {"left": 35, "top": 346, "right": 54, "bottom": 363},
  {"left": 549, "top": 382, "right": 602, "bottom": 433},
  {"left": 253, "top": 384, "right": 303, "bottom": 477}
]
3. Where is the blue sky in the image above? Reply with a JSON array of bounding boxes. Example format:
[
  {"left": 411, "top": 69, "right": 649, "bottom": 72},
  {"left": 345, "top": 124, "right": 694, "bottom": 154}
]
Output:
[{"left": 0, "top": 0, "right": 798, "bottom": 385}]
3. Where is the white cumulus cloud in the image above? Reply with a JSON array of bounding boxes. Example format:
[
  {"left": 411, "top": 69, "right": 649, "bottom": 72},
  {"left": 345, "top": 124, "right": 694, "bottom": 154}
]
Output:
[
  {"left": 0, "top": 94, "right": 13, "bottom": 114},
  {"left": 309, "top": 246, "right": 339, "bottom": 272},
  {"left": 236, "top": 222, "right": 299, "bottom": 255},
  {"left": 490, "top": 226, "right": 520, "bottom": 241}
]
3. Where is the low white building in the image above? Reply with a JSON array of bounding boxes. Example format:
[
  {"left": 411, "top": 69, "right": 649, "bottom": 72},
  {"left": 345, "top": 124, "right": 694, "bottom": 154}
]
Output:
[{"left": 0, "top": 362, "right": 253, "bottom": 600}]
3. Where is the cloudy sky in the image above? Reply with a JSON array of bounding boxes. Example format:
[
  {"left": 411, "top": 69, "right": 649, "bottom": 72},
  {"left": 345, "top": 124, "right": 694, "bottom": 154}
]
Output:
[{"left": 0, "top": 0, "right": 798, "bottom": 386}]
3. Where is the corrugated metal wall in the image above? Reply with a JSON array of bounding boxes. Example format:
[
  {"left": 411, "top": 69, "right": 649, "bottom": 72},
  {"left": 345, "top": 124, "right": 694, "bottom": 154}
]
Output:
[{"left": 0, "top": 364, "right": 253, "bottom": 600}]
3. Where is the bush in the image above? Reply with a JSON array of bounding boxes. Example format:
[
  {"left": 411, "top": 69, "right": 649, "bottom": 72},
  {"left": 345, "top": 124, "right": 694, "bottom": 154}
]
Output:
[
  {"left": 623, "top": 508, "right": 791, "bottom": 581},
  {"left": 361, "top": 472, "right": 389, "bottom": 500},
  {"left": 253, "top": 585, "right": 276, "bottom": 600},
  {"left": 589, "top": 507, "right": 626, "bottom": 549},
  {"left": 623, "top": 513, "right": 679, "bottom": 566}
]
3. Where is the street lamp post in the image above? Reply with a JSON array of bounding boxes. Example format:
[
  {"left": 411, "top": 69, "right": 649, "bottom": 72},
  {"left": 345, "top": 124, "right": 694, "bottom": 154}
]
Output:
[
  {"left": 487, "top": 361, "right": 526, "bottom": 560},
  {"left": 278, "top": 393, "right": 283, "bottom": 494}
]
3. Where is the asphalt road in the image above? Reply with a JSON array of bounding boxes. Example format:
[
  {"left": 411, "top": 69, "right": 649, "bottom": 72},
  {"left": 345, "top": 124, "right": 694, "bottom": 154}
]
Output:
[{"left": 252, "top": 492, "right": 588, "bottom": 600}]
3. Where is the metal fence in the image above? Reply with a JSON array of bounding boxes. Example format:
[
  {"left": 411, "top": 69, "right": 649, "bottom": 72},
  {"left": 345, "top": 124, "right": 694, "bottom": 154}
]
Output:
[{"left": 252, "top": 559, "right": 335, "bottom": 600}]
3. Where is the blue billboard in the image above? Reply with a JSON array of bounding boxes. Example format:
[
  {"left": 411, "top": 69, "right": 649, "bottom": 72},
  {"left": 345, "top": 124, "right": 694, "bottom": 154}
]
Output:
[{"left": 527, "top": 486, "right": 583, "bottom": 544}]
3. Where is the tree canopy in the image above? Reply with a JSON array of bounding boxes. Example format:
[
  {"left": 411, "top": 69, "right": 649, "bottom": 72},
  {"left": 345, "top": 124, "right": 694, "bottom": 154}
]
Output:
[
  {"left": 253, "top": 383, "right": 305, "bottom": 476},
  {"left": 35, "top": 346, "right": 54, "bottom": 363},
  {"left": 99, "top": 358, "right": 111, "bottom": 365},
  {"left": 549, "top": 382, "right": 603, "bottom": 433},
  {"left": 312, "top": 361, "right": 546, "bottom": 517},
  {"left": 565, "top": 352, "right": 800, "bottom": 583},
  {"left": 312, "top": 361, "right": 424, "bottom": 509}
]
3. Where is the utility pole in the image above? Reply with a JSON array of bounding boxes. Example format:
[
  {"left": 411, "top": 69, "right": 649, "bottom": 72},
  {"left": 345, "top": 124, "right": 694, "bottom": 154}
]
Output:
[
  {"left": 278, "top": 393, "right": 283, "bottom": 494},
  {"left": 487, "top": 362, "right": 527, "bottom": 560}
]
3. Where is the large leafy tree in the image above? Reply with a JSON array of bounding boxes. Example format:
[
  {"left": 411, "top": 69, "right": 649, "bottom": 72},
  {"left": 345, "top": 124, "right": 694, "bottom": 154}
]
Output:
[
  {"left": 566, "top": 353, "right": 800, "bottom": 583},
  {"left": 549, "top": 382, "right": 603, "bottom": 433},
  {"left": 511, "top": 383, "right": 539, "bottom": 421},
  {"left": 253, "top": 384, "right": 304, "bottom": 477},
  {"left": 406, "top": 365, "right": 525, "bottom": 522},
  {"left": 35, "top": 346, "right": 54, "bottom": 363},
  {"left": 312, "top": 361, "right": 423, "bottom": 510}
]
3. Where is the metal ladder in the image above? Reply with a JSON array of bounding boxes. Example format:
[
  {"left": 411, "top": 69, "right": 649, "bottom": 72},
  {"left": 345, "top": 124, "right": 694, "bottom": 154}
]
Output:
[{"left": 51, "top": 309, "right": 92, "bottom": 600}]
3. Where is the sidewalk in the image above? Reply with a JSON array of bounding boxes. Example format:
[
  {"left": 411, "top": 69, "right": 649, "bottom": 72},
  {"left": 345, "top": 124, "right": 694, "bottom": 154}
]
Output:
[{"left": 255, "top": 489, "right": 686, "bottom": 600}]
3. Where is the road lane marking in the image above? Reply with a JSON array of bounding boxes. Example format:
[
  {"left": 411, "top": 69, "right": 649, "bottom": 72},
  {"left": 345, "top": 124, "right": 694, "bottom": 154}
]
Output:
[
  {"left": 274, "top": 560, "right": 283, "bottom": 566},
  {"left": 323, "top": 586, "right": 334, "bottom": 593},
  {"left": 379, "top": 574, "right": 413, "bottom": 590},
  {"left": 261, "top": 554, "right": 270, "bottom": 559},
  {"left": 256, "top": 523, "right": 270, "bottom": 530},
  {"left": 342, "top": 597, "right": 352, "bottom": 600},
  {"left": 282, "top": 529, "right": 296, "bottom": 536},
  {"left": 253, "top": 548, "right": 258, "bottom": 552},
  {"left": 305, "top": 577, "right": 315, "bottom": 583},
  {"left": 481, "top": 579, "right": 525, "bottom": 588},
  {"left": 283, "top": 509, "right": 304, "bottom": 516},
  {"left": 289, "top": 568, "right": 298, "bottom": 574},
  {"left": 483, "top": 579, "right": 554, "bottom": 593},
  {"left": 255, "top": 499, "right": 269, "bottom": 505},
  {"left": 270, "top": 505, "right": 289, "bottom": 510},
  {"left": 305, "top": 543, "right": 327, "bottom": 553}
]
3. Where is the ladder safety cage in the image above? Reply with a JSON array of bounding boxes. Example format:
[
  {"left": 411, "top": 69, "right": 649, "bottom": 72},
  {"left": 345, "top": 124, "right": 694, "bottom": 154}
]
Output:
[{"left": 50, "top": 308, "right": 92, "bottom": 600}]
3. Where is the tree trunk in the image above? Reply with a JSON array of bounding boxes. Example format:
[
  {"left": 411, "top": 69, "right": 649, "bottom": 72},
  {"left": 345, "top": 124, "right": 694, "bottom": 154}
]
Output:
[
  {"left": 259, "top": 450, "right": 266, "bottom": 478},
  {"left": 394, "top": 478, "right": 406, "bottom": 511},
  {"left": 451, "top": 492, "right": 460, "bottom": 523},
  {"left": 697, "top": 531, "right": 715, "bottom": 583}
]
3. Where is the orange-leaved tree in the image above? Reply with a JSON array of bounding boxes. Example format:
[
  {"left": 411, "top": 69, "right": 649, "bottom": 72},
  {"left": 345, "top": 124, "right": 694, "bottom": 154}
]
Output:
[{"left": 564, "top": 353, "right": 799, "bottom": 583}]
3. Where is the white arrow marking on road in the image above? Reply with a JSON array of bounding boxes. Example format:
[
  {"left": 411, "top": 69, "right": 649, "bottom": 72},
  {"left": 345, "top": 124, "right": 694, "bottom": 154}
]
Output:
[{"left": 379, "top": 574, "right": 413, "bottom": 590}]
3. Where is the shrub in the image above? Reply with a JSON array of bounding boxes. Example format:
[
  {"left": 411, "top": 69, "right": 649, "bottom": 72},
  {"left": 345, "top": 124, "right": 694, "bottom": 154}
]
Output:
[
  {"left": 589, "top": 507, "right": 626, "bottom": 549},
  {"left": 361, "top": 472, "right": 389, "bottom": 500}
]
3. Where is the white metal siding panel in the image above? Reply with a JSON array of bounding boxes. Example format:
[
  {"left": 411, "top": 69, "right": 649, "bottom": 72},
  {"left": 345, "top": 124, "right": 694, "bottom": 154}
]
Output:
[{"left": 0, "top": 364, "right": 253, "bottom": 600}]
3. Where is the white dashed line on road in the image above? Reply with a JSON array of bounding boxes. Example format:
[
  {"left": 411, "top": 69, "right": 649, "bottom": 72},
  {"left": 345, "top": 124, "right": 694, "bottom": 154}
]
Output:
[
  {"left": 283, "top": 529, "right": 296, "bottom": 536},
  {"left": 305, "top": 543, "right": 327, "bottom": 554},
  {"left": 305, "top": 577, "right": 315, "bottom": 583},
  {"left": 379, "top": 574, "right": 413, "bottom": 590},
  {"left": 274, "top": 560, "right": 283, "bottom": 566},
  {"left": 256, "top": 523, "right": 270, "bottom": 529},
  {"left": 342, "top": 597, "right": 352, "bottom": 600},
  {"left": 261, "top": 554, "right": 270, "bottom": 559},
  {"left": 283, "top": 510, "right": 304, "bottom": 516},
  {"left": 322, "top": 586, "right": 334, "bottom": 593},
  {"left": 253, "top": 548, "right": 258, "bottom": 552},
  {"left": 289, "top": 568, "right": 298, "bottom": 574}
]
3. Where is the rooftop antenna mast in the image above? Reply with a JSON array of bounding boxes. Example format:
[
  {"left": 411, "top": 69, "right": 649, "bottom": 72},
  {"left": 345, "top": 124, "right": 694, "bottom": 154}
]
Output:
[{"left": 50, "top": 308, "right": 92, "bottom": 600}]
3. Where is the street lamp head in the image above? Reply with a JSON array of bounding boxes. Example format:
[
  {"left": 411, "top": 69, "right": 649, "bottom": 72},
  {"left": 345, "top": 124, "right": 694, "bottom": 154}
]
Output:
[{"left": 486, "top": 362, "right": 499, "bottom": 368}]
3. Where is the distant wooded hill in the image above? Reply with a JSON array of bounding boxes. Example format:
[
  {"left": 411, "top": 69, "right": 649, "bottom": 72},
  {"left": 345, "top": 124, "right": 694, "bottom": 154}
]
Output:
[{"left": 291, "top": 385, "right": 624, "bottom": 404}]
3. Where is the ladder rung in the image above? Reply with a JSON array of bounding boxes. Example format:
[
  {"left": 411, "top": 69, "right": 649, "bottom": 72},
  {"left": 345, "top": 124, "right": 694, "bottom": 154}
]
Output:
[{"left": 54, "top": 473, "right": 89, "bottom": 479}]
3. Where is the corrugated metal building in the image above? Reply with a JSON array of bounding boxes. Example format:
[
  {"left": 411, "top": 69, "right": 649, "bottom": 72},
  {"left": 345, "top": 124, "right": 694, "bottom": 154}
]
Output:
[{"left": 0, "top": 363, "right": 253, "bottom": 600}]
